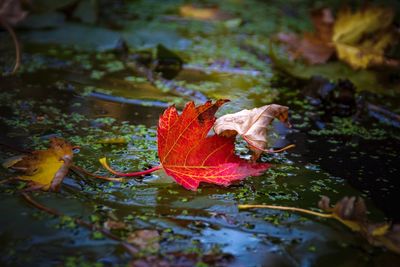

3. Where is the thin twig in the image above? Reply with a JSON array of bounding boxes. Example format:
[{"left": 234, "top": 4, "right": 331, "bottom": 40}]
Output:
[
  {"left": 238, "top": 204, "right": 334, "bottom": 218},
  {"left": 242, "top": 135, "right": 295, "bottom": 154},
  {"left": 21, "top": 192, "right": 138, "bottom": 255},
  {"left": 0, "top": 19, "right": 21, "bottom": 74}
]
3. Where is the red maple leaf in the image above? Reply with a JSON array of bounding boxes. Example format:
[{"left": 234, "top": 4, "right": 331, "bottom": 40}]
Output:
[{"left": 157, "top": 100, "right": 270, "bottom": 190}]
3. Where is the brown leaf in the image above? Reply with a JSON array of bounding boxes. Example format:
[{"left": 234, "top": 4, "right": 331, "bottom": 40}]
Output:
[
  {"left": 319, "top": 196, "right": 400, "bottom": 254},
  {"left": 4, "top": 138, "right": 73, "bottom": 191},
  {"left": 277, "top": 8, "right": 335, "bottom": 64},
  {"left": 240, "top": 196, "right": 400, "bottom": 254},
  {"left": 213, "top": 104, "right": 291, "bottom": 160},
  {"left": 127, "top": 230, "right": 160, "bottom": 252},
  {"left": 278, "top": 6, "right": 399, "bottom": 68},
  {"left": 318, "top": 195, "right": 367, "bottom": 231}
]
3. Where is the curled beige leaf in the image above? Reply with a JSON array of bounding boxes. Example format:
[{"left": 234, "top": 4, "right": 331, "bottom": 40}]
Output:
[{"left": 213, "top": 104, "right": 291, "bottom": 160}]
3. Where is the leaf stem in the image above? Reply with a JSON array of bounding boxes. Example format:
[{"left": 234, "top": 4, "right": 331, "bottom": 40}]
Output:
[
  {"left": 99, "top": 157, "right": 162, "bottom": 177},
  {"left": 71, "top": 164, "right": 127, "bottom": 182},
  {"left": 21, "top": 192, "right": 138, "bottom": 255},
  {"left": 238, "top": 204, "right": 334, "bottom": 218},
  {"left": 242, "top": 135, "right": 295, "bottom": 154}
]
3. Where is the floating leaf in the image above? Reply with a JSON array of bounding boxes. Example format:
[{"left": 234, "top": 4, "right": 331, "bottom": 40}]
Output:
[
  {"left": 4, "top": 138, "right": 73, "bottom": 191},
  {"left": 101, "top": 100, "right": 271, "bottom": 190},
  {"left": 158, "top": 100, "right": 270, "bottom": 190},
  {"left": 213, "top": 104, "right": 292, "bottom": 160}
]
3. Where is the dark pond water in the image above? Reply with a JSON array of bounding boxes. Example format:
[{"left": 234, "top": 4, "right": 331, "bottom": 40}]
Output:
[{"left": 1, "top": 0, "right": 400, "bottom": 266}]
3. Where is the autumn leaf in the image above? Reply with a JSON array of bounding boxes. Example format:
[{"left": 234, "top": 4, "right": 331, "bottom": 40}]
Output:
[
  {"left": 213, "top": 104, "right": 293, "bottom": 160},
  {"left": 277, "top": 6, "right": 399, "bottom": 69},
  {"left": 277, "top": 8, "right": 335, "bottom": 64},
  {"left": 333, "top": 7, "right": 398, "bottom": 69},
  {"left": 4, "top": 138, "right": 73, "bottom": 191},
  {"left": 158, "top": 100, "right": 270, "bottom": 190},
  {"left": 100, "top": 100, "right": 271, "bottom": 190}
]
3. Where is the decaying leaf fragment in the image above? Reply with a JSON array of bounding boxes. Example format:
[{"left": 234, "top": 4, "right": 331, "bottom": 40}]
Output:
[
  {"left": 319, "top": 196, "right": 400, "bottom": 254},
  {"left": 213, "top": 104, "right": 291, "bottom": 160},
  {"left": 3, "top": 138, "right": 73, "bottom": 191}
]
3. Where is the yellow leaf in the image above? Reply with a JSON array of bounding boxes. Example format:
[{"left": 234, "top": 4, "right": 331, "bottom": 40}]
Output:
[
  {"left": 7, "top": 138, "right": 73, "bottom": 190},
  {"left": 333, "top": 7, "right": 397, "bottom": 69}
]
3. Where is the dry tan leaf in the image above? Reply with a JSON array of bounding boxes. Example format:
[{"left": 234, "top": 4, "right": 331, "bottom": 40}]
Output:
[
  {"left": 5, "top": 138, "right": 73, "bottom": 191},
  {"left": 333, "top": 7, "right": 398, "bottom": 69},
  {"left": 213, "top": 104, "right": 290, "bottom": 160}
]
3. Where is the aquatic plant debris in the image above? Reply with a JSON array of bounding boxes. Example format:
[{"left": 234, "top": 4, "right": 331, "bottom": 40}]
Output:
[
  {"left": 278, "top": 6, "right": 399, "bottom": 69},
  {"left": 101, "top": 100, "right": 271, "bottom": 190},
  {"left": 239, "top": 196, "right": 400, "bottom": 255}
]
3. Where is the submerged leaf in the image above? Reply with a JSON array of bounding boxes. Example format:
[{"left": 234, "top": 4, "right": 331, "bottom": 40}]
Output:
[
  {"left": 318, "top": 195, "right": 367, "bottom": 231},
  {"left": 158, "top": 100, "right": 270, "bottom": 190},
  {"left": 240, "top": 196, "right": 400, "bottom": 255},
  {"left": 319, "top": 196, "right": 400, "bottom": 254},
  {"left": 4, "top": 138, "right": 73, "bottom": 191},
  {"left": 213, "top": 104, "right": 291, "bottom": 160}
]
